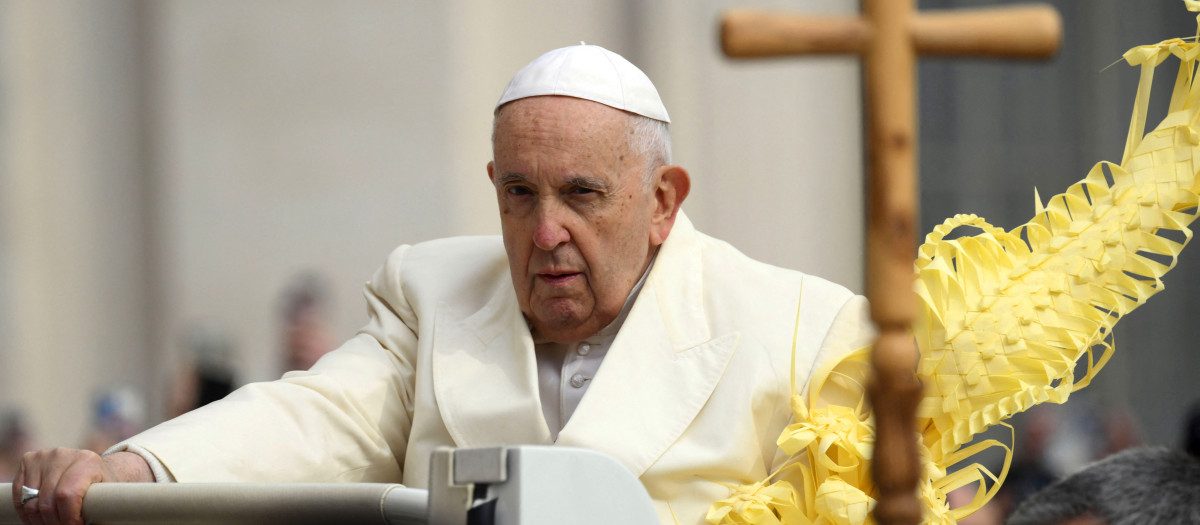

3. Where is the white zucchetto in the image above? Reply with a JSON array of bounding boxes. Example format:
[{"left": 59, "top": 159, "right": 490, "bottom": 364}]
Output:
[{"left": 495, "top": 44, "right": 671, "bottom": 123}]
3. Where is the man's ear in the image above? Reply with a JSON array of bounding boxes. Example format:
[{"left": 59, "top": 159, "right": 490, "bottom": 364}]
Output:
[
  {"left": 649, "top": 165, "right": 691, "bottom": 246},
  {"left": 487, "top": 161, "right": 496, "bottom": 183}
]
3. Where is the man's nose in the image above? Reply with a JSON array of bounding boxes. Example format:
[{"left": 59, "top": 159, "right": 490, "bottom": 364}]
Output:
[{"left": 533, "top": 204, "right": 570, "bottom": 250}]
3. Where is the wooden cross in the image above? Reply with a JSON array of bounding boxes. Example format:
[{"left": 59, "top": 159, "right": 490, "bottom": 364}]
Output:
[{"left": 721, "top": 3, "right": 1061, "bottom": 524}]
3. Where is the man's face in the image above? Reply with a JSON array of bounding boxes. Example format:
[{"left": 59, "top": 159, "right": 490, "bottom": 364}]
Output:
[{"left": 488, "top": 96, "right": 658, "bottom": 343}]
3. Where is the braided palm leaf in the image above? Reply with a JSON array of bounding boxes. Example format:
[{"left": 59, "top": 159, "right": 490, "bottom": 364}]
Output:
[
  {"left": 917, "top": 36, "right": 1200, "bottom": 465},
  {"left": 708, "top": 13, "right": 1200, "bottom": 525}
]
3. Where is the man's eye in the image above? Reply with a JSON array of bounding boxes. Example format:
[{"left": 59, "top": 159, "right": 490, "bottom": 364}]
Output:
[
  {"left": 507, "top": 186, "right": 532, "bottom": 196},
  {"left": 571, "top": 187, "right": 597, "bottom": 195}
]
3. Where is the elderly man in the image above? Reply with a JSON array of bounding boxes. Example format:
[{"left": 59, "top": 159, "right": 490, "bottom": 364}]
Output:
[{"left": 12, "top": 44, "right": 871, "bottom": 525}]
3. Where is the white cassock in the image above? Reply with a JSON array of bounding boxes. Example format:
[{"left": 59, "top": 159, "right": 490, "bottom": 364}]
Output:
[{"left": 114, "top": 211, "right": 874, "bottom": 524}]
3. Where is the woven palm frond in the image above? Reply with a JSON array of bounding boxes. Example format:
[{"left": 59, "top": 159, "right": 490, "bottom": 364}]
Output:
[{"left": 916, "top": 36, "right": 1200, "bottom": 466}]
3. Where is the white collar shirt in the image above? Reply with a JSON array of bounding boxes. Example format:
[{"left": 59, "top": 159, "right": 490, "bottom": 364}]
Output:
[{"left": 533, "top": 257, "right": 654, "bottom": 441}]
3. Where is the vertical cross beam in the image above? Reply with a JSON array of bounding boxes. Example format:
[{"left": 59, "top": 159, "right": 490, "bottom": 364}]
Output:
[
  {"left": 863, "top": 1, "right": 923, "bottom": 523},
  {"left": 721, "top": 4, "right": 1061, "bottom": 524}
]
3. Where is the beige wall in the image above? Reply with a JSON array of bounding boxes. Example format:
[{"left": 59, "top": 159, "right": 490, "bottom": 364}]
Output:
[
  {"left": 0, "top": 0, "right": 863, "bottom": 446},
  {"left": 1, "top": 1, "right": 157, "bottom": 448}
]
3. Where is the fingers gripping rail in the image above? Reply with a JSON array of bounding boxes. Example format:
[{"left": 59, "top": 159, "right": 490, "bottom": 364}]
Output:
[{"left": 1, "top": 446, "right": 657, "bottom": 525}]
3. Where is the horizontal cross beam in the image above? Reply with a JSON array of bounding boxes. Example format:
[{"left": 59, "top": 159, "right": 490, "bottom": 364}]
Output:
[{"left": 722, "top": 5, "right": 1061, "bottom": 59}]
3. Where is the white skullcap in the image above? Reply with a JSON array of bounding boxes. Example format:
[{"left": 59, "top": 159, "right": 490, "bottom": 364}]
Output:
[{"left": 495, "top": 43, "right": 670, "bottom": 123}]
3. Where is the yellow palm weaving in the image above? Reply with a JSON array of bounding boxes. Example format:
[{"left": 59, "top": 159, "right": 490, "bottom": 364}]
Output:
[{"left": 709, "top": 11, "right": 1200, "bottom": 525}]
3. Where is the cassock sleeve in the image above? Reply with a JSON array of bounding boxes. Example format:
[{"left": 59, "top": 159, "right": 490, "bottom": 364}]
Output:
[
  {"left": 116, "top": 245, "right": 420, "bottom": 483},
  {"left": 805, "top": 294, "right": 875, "bottom": 409}
]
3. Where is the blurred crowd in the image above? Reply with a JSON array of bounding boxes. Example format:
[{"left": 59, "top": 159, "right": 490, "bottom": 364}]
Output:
[{"left": 0, "top": 272, "right": 338, "bottom": 482}]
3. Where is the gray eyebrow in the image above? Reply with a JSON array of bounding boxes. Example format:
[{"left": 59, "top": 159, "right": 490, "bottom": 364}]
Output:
[
  {"left": 494, "top": 174, "right": 611, "bottom": 193},
  {"left": 495, "top": 173, "right": 530, "bottom": 186},
  {"left": 565, "top": 176, "right": 610, "bottom": 192}
]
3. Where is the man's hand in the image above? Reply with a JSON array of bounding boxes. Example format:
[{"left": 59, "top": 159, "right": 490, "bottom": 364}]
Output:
[{"left": 11, "top": 448, "right": 153, "bottom": 525}]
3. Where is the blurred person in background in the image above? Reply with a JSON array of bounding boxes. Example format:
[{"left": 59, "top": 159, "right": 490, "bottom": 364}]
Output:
[
  {"left": 278, "top": 273, "right": 336, "bottom": 374},
  {"left": 999, "top": 406, "right": 1062, "bottom": 516},
  {"left": 1184, "top": 399, "right": 1200, "bottom": 460},
  {"left": 946, "top": 484, "right": 1003, "bottom": 525},
  {"left": 1099, "top": 404, "right": 1142, "bottom": 457},
  {"left": 998, "top": 397, "right": 1138, "bottom": 518},
  {"left": 0, "top": 410, "right": 34, "bottom": 482},
  {"left": 165, "top": 326, "right": 237, "bottom": 420},
  {"left": 79, "top": 386, "right": 146, "bottom": 456}
]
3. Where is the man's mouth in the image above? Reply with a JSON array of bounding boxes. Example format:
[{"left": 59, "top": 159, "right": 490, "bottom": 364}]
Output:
[{"left": 537, "top": 271, "right": 582, "bottom": 286}]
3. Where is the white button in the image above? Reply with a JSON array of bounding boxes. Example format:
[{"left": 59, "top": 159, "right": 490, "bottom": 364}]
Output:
[
  {"left": 569, "top": 373, "right": 587, "bottom": 388},
  {"left": 578, "top": 343, "right": 591, "bottom": 356}
]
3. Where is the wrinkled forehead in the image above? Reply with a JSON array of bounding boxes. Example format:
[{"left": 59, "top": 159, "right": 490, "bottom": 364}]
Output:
[
  {"left": 495, "top": 94, "right": 629, "bottom": 125},
  {"left": 492, "top": 97, "right": 646, "bottom": 185},
  {"left": 494, "top": 96, "right": 632, "bottom": 150}
]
